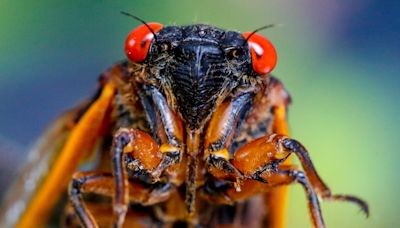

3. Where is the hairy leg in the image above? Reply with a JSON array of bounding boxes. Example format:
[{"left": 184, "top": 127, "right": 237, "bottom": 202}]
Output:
[{"left": 69, "top": 171, "right": 174, "bottom": 227}]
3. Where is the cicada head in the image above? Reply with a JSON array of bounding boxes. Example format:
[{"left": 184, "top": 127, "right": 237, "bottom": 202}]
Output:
[{"left": 125, "top": 23, "right": 277, "bottom": 130}]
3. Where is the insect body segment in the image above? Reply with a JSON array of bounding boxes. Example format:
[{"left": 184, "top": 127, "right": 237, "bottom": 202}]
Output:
[{"left": 1, "top": 22, "right": 368, "bottom": 228}]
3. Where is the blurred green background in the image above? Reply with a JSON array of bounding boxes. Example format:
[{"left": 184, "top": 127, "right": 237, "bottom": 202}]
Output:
[{"left": 0, "top": 1, "right": 398, "bottom": 227}]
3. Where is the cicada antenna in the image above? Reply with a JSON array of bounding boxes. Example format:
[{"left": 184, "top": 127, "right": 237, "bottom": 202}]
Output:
[
  {"left": 120, "top": 11, "right": 160, "bottom": 44},
  {"left": 242, "top": 24, "right": 281, "bottom": 45}
]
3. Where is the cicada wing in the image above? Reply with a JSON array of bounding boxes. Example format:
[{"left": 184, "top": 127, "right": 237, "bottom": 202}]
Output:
[
  {"left": 0, "top": 103, "right": 86, "bottom": 227},
  {"left": 0, "top": 82, "right": 116, "bottom": 228}
]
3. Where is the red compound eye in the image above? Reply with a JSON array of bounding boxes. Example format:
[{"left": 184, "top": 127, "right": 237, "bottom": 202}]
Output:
[
  {"left": 125, "top": 23, "right": 164, "bottom": 62},
  {"left": 242, "top": 32, "right": 277, "bottom": 75}
]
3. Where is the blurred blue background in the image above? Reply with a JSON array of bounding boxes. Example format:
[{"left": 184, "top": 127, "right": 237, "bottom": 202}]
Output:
[{"left": 0, "top": 1, "right": 399, "bottom": 227}]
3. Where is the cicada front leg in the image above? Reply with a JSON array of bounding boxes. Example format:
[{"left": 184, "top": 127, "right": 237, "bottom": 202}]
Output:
[
  {"left": 227, "top": 134, "right": 369, "bottom": 228},
  {"left": 136, "top": 86, "right": 185, "bottom": 183},
  {"left": 69, "top": 172, "right": 174, "bottom": 228},
  {"left": 62, "top": 202, "right": 155, "bottom": 228},
  {"left": 275, "top": 137, "right": 369, "bottom": 211},
  {"left": 205, "top": 133, "right": 368, "bottom": 228},
  {"left": 69, "top": 128, "right": 177, "bottom": 228},
  {"left": 204, "top": 92, "right": 253, "bottom": 187},
  {"left": 204, "top": 77, "right": 368, "bottom": 227}
]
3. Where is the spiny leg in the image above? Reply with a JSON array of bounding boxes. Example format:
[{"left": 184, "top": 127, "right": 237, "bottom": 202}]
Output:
[
  {"left": 69, "top": 172, "right": 107, "bottom": 228},
  {"left": 111, "top": 130, "right": 131, "bottom": 227},
  {"left": 204, "top": 132, "right": 368, "bottom": 227},
  {"left": 281, "top": 138, "right": 369, "bottom": 215},
  {"left": 202, "top": 77, "right": 292, "bottom": 228},
  {"left": 263, "top": 77, "right": 369, "bottom": 226},
  {"left": 69, "top": 128, "right": 174, "bottom": 228},
  {"left": 231, "top": 134, "right": 369, "bottom": 216},
  {"left": 139, "top": 86, "right": 184, "bottom": 181},
  {"left": 204, "top": 92, "right": 254, "bottom": 186},
  {"left": 118, "top": 127, "right": 183, "bottom": 185},
  {"left": 202, "top": 77, "right": 289, "bottom": 177},
  {"left": 269, "top": 168, "right": 325, "bottom": 228},
  {"left": 62, "top": 202, "right": 154, "bottom": 228},
  {"left": 69, "top": 171, "right": 175, "bottom": 228},
  {"left": 111, "top": 128, "right": 175, "bottom": 227},
  {"left": 203, "top": 81, "right": 368, "bottom": 227}
]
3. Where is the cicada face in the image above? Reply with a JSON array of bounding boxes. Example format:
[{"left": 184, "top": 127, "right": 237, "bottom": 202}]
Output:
[{"left": 146, "top": 25, "right": 253, "bottom": 130}]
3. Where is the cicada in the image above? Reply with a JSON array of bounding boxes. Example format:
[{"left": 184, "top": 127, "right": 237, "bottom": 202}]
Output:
[{"left": 0, "top": 13, "right": 368, "bottom": 228}]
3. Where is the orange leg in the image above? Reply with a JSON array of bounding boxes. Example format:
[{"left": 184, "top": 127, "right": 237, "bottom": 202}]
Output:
[
  {"left": 69, "top": 128, "right": 178, "bottom": 228},
  {"left": 281, "top": 138, "right": 369, "bottom": 211},
  {"left": 69, "top": 171, "right": 175, "bottom": 228},
  {"left": 232, "top": 134, "right": 368, "bottom": 211},
  {"left": 62, "top": 202, "right": 154, "bottom": 228},
  {"left": 228, "top": 134, "right": 368, "bottom": 227},
  {"left": 205, "top": 132, "right": 368, "bottom": 227},
  {"left": 204, "top": 94, "right": 253, "bottom": 186},
  {"left": 141, "top": 87, "right": 184, "bottom": 182},
  {"left": 204, "top": 78, "right": 368, "bottom": 227}
]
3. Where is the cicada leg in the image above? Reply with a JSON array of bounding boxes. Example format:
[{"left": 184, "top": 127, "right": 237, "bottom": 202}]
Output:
[
  {"left": 264, "top": 76, "right": 369, "bottom": 228},
  {"left": 227, "top": 134, "right": 369, "bottom": 227},
  {"left": 69, "top": 129, "right": 176, "bottom": 228},
  {"left": 204, "top": 93, "right": 254, "bottom": 186},
  {"left": 204, "top": 97, "right": 369, "bottom": 227},
  {"left": 69, "top": 171, "right": 175, "bottom": 228},
  {"left": 278, "top": 138, "right": 369, "bottom": 212},
  {"left": 136, "top": 86, "right": 185, "bottom": 182},
  {"left": 203, "top": 77, "right": 290, "bottom": 191},
  {"left": 62, "top": 203, "right": 154, "bottom": 228}
]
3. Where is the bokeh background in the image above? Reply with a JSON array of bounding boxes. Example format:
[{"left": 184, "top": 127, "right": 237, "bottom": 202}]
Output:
[{"left": 0, "top": 1, "right": 399, "bottom": 227}]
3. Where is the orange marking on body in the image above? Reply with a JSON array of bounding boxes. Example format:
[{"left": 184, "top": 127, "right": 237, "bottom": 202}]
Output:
[{"left": 17, "top": 83, "right": 115, "bottom": 228}]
